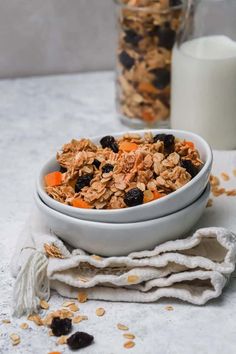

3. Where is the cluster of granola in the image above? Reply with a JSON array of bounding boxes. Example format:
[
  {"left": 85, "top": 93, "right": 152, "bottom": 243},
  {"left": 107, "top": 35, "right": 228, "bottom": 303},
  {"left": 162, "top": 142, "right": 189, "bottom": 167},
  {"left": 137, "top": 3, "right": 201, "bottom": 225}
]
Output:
[
  {"left": 45, "top": 133, "right": 203, "bottom": 210},
  {"left": 116, "top": 0, "right": 183, "bottom": 125}
]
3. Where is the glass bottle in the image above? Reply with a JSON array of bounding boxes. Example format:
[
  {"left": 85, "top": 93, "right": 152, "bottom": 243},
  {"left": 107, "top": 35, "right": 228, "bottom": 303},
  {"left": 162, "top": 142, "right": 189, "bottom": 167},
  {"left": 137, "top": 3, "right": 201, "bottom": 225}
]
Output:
[
  {"left": 171, "top": 0, "right": 236, "bottom": 149},
  {"left": 115, "top": 0, "right": 185, "bottom": 128}
]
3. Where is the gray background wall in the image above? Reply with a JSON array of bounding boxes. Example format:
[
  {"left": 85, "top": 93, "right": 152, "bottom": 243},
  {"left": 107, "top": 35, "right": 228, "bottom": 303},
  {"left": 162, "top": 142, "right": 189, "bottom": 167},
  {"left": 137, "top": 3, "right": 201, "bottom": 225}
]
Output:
[{"left": 0, "top": 0, "right": 116, "bottom": 78}]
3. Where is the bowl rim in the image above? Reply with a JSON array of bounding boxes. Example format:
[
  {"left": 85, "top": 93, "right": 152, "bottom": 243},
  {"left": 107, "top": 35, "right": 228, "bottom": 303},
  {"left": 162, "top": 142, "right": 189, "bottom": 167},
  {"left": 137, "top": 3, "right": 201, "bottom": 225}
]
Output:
[
  {"left": 36, "top": 128, "right": 213, "bottom": 216},
  {"left": 35, "top": 183, "right": 211, "bottom": 227}
]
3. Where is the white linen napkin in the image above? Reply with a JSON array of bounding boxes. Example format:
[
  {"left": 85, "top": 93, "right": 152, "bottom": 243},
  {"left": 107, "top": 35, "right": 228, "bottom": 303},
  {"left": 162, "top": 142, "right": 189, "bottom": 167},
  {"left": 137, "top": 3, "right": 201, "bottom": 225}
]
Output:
[{"left": 11, "top": 211, "right": 236, "bottom": 317}]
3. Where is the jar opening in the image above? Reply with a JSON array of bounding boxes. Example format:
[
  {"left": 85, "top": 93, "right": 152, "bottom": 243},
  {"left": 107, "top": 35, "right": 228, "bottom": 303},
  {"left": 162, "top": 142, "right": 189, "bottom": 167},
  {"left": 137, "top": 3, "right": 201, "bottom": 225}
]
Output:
[{"left": 114, "top": 0, "right": 184, "bottom": 13}]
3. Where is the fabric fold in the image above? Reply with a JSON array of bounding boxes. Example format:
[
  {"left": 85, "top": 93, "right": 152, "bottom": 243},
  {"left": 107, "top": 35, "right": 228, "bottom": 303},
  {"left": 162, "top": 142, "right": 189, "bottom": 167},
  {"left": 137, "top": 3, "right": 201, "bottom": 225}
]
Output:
[{"left": 11, "top": 211, "right": 236, "bottom": 315}]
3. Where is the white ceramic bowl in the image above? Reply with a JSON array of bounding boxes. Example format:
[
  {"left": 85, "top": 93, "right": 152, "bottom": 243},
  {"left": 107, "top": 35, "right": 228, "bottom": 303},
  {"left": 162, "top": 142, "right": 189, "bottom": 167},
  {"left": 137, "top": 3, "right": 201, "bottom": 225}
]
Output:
[
  {"left": 35, "top": 183, "right": 210, "bottom": 256},
  {"left": 37, "top": 129, "right": 212, "bottom": 223}
]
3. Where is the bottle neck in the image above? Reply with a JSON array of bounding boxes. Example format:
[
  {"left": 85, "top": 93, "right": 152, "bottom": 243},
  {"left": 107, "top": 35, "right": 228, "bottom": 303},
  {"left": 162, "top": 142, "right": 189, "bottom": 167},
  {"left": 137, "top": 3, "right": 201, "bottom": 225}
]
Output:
[{"left": 177, "top": 0, "right": 236, "bottom": 46}]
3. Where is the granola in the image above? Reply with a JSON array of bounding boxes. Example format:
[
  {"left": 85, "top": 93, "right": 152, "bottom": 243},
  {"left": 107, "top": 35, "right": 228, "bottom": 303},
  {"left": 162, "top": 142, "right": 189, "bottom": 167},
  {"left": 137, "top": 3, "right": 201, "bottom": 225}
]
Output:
[
  {"left": 115, "top": 0, "right": 184, "bottom": 126},
  {"left": 44, "top": 133, "right": 203, "bottom": 210}
]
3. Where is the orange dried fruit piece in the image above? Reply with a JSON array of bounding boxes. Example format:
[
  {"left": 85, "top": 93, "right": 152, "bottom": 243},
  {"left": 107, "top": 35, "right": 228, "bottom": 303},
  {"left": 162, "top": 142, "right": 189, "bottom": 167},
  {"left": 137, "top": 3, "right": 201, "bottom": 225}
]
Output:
[
  {"left": 143, "top": 190, "right": 154, "bottom": 203},
  {"left": 138, "top": 82, "right": 158, "bottom": 94},
  {"left": 45, "top": 171, "right": 62, "bottom": 187},
  {"left": 119, "top": 141, "right": 138, "bottom": 152},
  {"left": 72, "top": 198, "right": 92, "bottom": 209},
  {"left": 141, "top": 110, "right": 156, "bottom": 122},
  {"left": 143, "top": 190, "right": 163, "bottom": 203},
  {"left": 184, "top": 141, "right": 195, "bottom": 149},
  {"left": 153, "top": 190, "right": 164, "bottom": 200}
]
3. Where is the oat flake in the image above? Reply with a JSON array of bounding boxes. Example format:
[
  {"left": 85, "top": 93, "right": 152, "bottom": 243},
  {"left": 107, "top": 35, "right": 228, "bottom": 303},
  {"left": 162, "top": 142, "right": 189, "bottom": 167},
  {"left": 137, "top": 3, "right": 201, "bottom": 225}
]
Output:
[{"left": 124, "top": 340, "right": 135, "bottom": 349}]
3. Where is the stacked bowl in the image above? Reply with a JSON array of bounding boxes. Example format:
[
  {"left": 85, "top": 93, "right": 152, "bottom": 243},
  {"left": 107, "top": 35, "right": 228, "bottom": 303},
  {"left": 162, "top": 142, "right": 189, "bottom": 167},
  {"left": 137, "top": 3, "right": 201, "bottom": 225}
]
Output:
[{"left": 35, "top": 129, "right": 212, "bottom": 256}]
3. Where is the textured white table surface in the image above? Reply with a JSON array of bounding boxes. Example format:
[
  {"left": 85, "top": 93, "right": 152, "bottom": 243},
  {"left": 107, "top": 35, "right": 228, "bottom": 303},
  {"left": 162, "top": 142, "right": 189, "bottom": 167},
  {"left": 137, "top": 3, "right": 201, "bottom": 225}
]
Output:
[{"left": 0, "top": 71, "right": 236, "bottom": 354}]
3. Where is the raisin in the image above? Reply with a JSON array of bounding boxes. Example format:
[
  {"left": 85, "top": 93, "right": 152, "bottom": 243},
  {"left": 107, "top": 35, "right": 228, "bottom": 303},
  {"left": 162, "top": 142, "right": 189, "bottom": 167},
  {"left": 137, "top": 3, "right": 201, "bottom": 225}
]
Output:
[
  {"left": 50, "top": 317, "right": 72, "bottom": 337},
  {"left": 153, "top": 23, "right": 176, "bottom": 50},
  {"left": 153, "top": 134, "right": 166, "bottom": 143},
  {"left": 119, "top": 51, "right": 135, "bottom": 70},
  {"left": 75, "top": 174, "right": 93, "bottom": 193},
  {"left": 100, "top": 136, "right": 119, "bottom": 153},
  {"left": 59, "top": 166, "right": 67, "bottom": 173},
  {"left": 124, "top": 30, "right": 142, "bottom": 46},
  {"left": 170, "top": 0, "right": 182, "bottom": 6},
  {"left": 181, "top": 159, "right": 199, "bottom": 178},
  {"left": 153, "top": 134, "right": 175, "bottom": 154},
  {"left": 93, "top": 159, "right": 101, "bottom": 169},
  {"left": 102, "top": 164, "right": 114, "bottom": 174},
  {"left": 124, "top": 188, "right": 144, "bottom": 207},
  {"left": 151, "top": 68, "right": 170, "bottom": 90},
  {"left": 67, "top": 331, "right": 94, "bottom": 350}
]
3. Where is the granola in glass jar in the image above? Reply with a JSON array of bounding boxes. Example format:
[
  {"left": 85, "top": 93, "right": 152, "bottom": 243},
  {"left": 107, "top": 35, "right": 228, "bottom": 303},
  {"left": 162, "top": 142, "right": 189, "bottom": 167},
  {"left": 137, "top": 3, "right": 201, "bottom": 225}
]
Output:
[{"left": 115, "top": 0, "right": 185, "bottom": 127}]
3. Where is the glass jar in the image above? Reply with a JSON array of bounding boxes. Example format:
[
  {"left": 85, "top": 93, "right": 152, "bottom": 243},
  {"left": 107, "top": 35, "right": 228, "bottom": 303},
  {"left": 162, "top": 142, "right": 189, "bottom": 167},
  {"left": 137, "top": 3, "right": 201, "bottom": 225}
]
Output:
[
  {"left": 171, "top": 0, "right": 236, "bottom": 149},
  {"left": 115, "top": 0, "right": 185, "bottom": 128}
]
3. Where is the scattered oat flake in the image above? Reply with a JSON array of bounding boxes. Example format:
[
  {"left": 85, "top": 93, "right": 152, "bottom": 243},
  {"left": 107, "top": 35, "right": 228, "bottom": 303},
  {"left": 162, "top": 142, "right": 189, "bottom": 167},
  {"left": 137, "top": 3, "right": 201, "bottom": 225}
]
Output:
[
  {"left": 165, "top": 305, "right": 174, "bottom": 311},
  {"left": 212, "top": 187, "right": 226, "bottom": 197},
  {"left": 57, "top": 335, "right": 68, "bottom": 345},
  {"left": 117, "top": 323, "right": 129, "bottom": 331},
  {"left": 96, "top": 308, "right": 105, "bottom": 317},
  {"left": 60, "top": 309, "right": 74, "bottom": 318},
  {"left": 10, "top": 333, "right": 20, "bottom": 346},
  {"left": 62, "top": 301, "right": 75, "bottom": 307},
  {"left": 20, "top": 323, "right": 29, "bottom": 330},
  {"left": 44, "top": 243, "right": 64, "bottom": 259},
  {"left": 221, "top": 172, "right": 230, "bottom": 181},
  {"left": 210, "top": 175, "right": 220, "bottom": 187},
  {"left": 78, "top": 292, "right": 88, "bottom": 303},
  {"left": 27, "top": 314, "right": 43, "bottom": 326},
  {"left": 226, "top": 189, "right": 236, "bottom": 196},
  {"left": 2, "top": 319, "right": 11, "bottom": 324},
  {"left": 123, "top": 333, "right": 135, "bottom": 340},
  {"left": 206, "top": 199, "right": 213, "bottom": 208},
  {"left": 233, "top": 169, "right": 236, "bottom": 177},
  {"left": 91, "top": 255, "right": 103, "bottom": 261},
  {"left": 69, "top": 304, "right": 79, "bottom": 312},
  {"left": 72, "top": 315, "right": 88, "bottom": 324},
  {"left": 40, "top": 299, "right": 50, "bottom": 310},
  {"left": 127, "top": 275, "right": 139, "bottom": 284},
  {"left": 124, "top": 341, "right": 135, "bottom": 349}
]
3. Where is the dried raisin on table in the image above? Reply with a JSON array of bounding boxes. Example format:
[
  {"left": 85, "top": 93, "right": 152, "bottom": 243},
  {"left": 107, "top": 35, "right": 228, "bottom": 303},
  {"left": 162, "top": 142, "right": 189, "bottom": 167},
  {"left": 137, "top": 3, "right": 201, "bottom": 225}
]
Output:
[
  {"left": 50, "top": 317, "right": 72, "bottom": 337},
  {"left": 124, "top": 188, "right": 144, "bottom": 207},
  {"left": 100, "top": 136, "right": 119, "bottom": 153},
  {"left": 67, "top": 331, "right": 94, "bottom": 350},
  {"left": 75, "top": 174, "right": 93, "bottom": 193}
]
